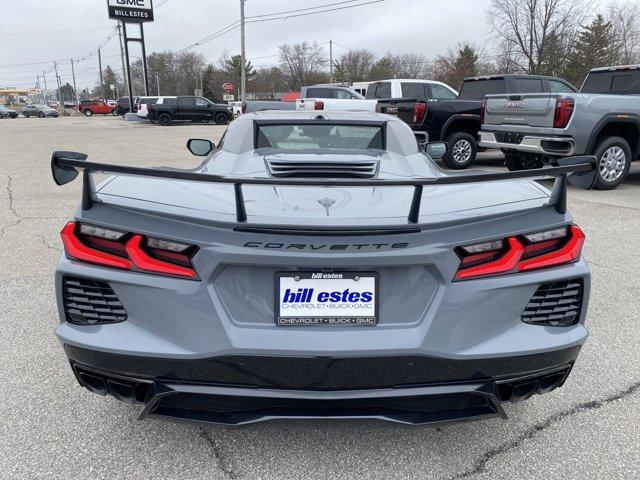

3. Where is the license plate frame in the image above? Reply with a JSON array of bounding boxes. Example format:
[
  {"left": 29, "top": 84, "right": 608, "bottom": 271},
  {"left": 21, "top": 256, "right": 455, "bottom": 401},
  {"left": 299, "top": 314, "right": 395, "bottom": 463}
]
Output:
[{"left": 275, "top": 271, "right": 379, "bottom": 326}]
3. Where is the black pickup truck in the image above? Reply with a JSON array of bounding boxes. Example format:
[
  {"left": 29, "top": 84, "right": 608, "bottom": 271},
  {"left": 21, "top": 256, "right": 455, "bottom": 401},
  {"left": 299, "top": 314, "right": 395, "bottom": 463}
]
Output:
[
  {"left": 375, "top": 75, "right": 577, "bottom": 169},
  {"left": 147, "top": 96, "right": 232, "bottom": 126}
]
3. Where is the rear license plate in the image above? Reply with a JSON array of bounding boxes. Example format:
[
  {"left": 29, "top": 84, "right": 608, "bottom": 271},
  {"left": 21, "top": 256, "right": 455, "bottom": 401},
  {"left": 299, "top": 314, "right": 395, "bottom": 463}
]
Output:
[{"left": 275, "top": 272, "right": 378, "bottom": 326}]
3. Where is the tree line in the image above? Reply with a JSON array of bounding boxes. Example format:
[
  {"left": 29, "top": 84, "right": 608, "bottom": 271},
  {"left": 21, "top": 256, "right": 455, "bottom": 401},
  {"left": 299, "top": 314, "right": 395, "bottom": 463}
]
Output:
[{"left": 88, "top": 0, "right": 640, "bottom": 100}]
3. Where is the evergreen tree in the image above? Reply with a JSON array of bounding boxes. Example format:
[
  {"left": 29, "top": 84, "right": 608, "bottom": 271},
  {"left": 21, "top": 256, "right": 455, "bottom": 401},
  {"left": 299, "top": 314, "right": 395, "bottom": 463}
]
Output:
[
  {"left": 564, "top": 15, "right": 621, "bottom": 87},
  {"left": 225, "top": 54, "right": 255, "bottom": 83}
]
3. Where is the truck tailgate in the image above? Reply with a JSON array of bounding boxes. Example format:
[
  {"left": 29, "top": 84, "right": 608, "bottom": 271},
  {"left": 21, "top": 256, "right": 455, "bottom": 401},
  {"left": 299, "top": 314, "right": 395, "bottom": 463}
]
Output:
[{"left": 484, "top": 93, "right": 558, "bottom": 127}]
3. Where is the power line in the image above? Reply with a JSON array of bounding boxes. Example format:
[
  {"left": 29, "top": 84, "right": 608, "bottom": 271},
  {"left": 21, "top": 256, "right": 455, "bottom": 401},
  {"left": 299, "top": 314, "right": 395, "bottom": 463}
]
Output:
[
  {"left": 245, "top": 0, "right": 360, "bottom": 19},
  {"left": 175, "top": 20, "right": 241, "bottom": 54},
  {"left": 246, "top": 0, "right": 387, "bottom": 24}
]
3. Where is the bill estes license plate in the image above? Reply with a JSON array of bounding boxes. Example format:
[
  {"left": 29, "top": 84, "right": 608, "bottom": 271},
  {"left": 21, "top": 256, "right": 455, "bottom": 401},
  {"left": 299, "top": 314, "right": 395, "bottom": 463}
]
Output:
[{"left": 275, "top": 272, "right": 378, "bottom": 326}]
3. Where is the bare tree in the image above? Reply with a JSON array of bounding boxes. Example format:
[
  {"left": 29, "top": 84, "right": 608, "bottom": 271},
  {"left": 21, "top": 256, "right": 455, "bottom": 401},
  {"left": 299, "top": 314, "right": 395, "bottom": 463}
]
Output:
[
  {"left": 391, "top": 53, "right": 427, "bottom": 78},
  {"left": 279, "top": 42, "right": 328, "bottom": 90},
  {"left": 333, "top": 49, "right": 376, "bottom": 83},
  {"left": 606, "top": 0, "right": 640, "bottom": 64},
  {"left": 252, "top": 67, "right": 288, "bottom": 98},
  {"left": 488, "top": 0, "right": 587, "bottom": 74},
  {"left": 430, "top": 43, "right": 493, "bottom": 88}
]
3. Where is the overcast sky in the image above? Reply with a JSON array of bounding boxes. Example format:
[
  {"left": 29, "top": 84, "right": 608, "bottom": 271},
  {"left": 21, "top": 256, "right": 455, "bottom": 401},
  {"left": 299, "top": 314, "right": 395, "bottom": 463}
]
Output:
[{"left": 0, "top": 0, "right": 493, "bottom": 91}]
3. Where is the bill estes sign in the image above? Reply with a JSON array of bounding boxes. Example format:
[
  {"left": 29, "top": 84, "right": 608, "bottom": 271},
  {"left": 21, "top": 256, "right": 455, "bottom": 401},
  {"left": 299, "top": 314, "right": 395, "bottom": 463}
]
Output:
[{"left": 108, "top": 0, "right": 154, "bottom": 22}]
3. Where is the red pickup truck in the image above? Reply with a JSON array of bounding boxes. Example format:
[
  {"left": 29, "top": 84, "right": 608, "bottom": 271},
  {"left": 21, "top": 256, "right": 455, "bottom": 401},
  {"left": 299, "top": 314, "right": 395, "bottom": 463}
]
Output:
[{"left": 79, "top": 100, "right": 117, "bottom": 116}]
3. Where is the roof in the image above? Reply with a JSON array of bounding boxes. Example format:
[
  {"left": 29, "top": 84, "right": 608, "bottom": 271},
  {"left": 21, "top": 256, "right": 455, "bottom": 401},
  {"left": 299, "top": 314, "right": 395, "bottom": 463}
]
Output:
[
  {"left": 589, "top": 65, "right": 640, "bottom": 72},
  {"left": 245, "top": 110, "right": 397, "bottom": 122}
]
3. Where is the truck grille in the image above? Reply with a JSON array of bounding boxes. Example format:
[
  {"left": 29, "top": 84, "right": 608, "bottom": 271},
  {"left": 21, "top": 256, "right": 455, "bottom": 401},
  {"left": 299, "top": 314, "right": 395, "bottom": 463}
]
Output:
[
  {"left": 267, "top": 159, "right": 378, "bottom": 178},
  {"left": 62, "top": 276, "right": 127, "bottom": 325},
  {"left": 521, "top": 279, "right": 583, "bottom": 326}
]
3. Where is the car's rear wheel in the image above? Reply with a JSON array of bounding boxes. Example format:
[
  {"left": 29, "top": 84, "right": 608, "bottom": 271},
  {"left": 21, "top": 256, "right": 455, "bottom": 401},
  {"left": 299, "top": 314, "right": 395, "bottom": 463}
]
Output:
[
  {"left": 112, "top": 109, "right": 118, "bottom": 116},
  {"left": 215, "top": 112, "right": 229, "bottom": 125},
  {"left": 38, "top": 112, "right": 45, "bottom": 118},
  {"left": 443, "top": 132, "right": 476, "bottom": 169},
  {"left": 158, "top": 113, "right": 172, "bottom": 126},
  {"left": 593, "top": 136, "right": 631, "bottom": 190},
  {"left": 84, "top": 109, "right": 93, "bottom": 117}
]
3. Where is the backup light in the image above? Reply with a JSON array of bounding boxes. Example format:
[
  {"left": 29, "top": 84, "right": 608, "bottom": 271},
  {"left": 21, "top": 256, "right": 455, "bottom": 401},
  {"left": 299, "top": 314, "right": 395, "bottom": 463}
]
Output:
[
  {"left": 147, "top": 237, "right": 190, "bottom": 252},
  {"left": 79, "top": 224, "right": 125, "bottom": 240},
  {"left": 523, "top": 227, "right": 567, "bottom": 243},
  {"left": 461, "top": 240, "right": 503, "bottom": 254}
]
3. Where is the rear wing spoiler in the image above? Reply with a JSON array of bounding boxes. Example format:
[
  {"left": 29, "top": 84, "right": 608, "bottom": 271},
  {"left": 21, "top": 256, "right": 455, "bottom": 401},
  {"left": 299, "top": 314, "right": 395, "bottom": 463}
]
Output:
[{"left": 51, "top": 151, "right": 596, "bottom": 225}]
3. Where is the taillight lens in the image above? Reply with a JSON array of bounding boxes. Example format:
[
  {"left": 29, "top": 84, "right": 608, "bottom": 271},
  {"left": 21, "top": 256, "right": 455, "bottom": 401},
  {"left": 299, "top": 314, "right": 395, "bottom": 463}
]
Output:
[
  {"left": 314, "top": 100, "right": 324, "bottom": 110},
  {"left": 455, "top": 225, "right": 585, "bottom": 280},
  {"left": 553, "top": 98, "right": 574, "bottom": 128},
  {"left": 60, "top": 222, "right": 198, "bottom": 279},
  {"left": 413, "top": 102, "right": 427, "bottom": 124},
  {"left": 479, "top": 100, "right": 486, "bottom": 123}
]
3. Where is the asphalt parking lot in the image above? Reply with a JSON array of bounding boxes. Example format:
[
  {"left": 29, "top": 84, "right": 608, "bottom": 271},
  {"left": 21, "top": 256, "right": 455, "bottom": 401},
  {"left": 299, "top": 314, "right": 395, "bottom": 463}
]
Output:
[{"left": 1, "top": 115, "right": 639, "bottom": 480}]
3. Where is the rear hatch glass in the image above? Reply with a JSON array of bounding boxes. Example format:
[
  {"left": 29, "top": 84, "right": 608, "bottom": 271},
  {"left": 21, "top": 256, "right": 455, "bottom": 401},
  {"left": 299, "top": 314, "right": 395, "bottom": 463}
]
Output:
[{"left": 365, "top": 82, "right": 392, "bottom": 99}]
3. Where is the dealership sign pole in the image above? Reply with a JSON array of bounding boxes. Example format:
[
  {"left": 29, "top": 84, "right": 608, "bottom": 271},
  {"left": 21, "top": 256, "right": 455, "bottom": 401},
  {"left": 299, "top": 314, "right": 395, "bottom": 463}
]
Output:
[{"left": 107, "top": 0, "right": 154, "bottom": 114}]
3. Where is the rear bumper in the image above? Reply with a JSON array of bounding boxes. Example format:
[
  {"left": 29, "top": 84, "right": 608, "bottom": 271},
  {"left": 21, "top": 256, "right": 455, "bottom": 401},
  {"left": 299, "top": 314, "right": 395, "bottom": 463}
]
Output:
[
  {"left": 65, "top": 344, "right": 579, "bottom": 425},
  {"left": 479, "top": 131, "right": 575, "bottom": 156}
]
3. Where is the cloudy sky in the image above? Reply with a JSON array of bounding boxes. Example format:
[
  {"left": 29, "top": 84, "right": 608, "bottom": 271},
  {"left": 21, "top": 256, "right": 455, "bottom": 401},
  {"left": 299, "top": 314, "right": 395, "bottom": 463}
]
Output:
[{"left": 1, "top": 0, "right": 493, "bottom": 91}]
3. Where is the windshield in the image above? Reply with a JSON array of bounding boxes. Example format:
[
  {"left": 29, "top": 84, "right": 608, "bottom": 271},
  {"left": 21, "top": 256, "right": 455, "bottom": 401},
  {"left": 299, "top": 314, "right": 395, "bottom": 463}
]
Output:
[{"left": 256, "top": 124, "right": 384, "bottom": 150}]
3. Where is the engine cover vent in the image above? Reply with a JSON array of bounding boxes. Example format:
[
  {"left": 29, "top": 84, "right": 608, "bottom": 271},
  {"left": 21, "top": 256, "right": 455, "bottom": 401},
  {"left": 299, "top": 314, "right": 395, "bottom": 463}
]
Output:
[
  {"left": 267, "top": 158, "right": 378, "bottom": 178},
  {"left": 521, "top": 279, "right": 583, "bottom": 326}
]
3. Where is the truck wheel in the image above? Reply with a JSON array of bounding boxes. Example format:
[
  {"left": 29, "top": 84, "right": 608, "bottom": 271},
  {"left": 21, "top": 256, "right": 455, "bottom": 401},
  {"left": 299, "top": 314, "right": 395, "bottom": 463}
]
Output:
[
  {"left": 443, "top": 132, "right": 477, "bottom": 169},
  {"left": 593, "top": 136, "right": 631, "bottom": 190},
  {"left": 158, "top": 113, "right": 172, "bottom": 126},
  {"left": 84, "top": 109, "right": 93, "bottom": 117},
  {"left": 215, "top": 112, "right": 229, "bottom": 125}
]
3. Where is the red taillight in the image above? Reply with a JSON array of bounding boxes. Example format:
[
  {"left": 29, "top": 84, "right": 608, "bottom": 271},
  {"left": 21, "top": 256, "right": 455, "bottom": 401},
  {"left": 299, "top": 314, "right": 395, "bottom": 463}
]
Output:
[
  {"left": 60, "top": 222, "right": 197, "bottom": 279},
  {"left": 479, "top": 100, "right": 486, "bottom": 123},
  {"left": 553, "top": 97, "right": 574, "bottom": 128},
  {"left": 60, "top": 222, "right": 132, "bottom": 270},
  {"left": 125, "top": 235, "right": 196, "bottom": 278},
  {"left": 413, "top": 102, "right": 427, "bottom": 124},
  {"left": 455, "top": 225, "right": 585, "bottom": 280},
  {"left": 314, "top": 100, "right": 324, "bottom": 110},
  {"left": 518, "top": 225, "right": 585, "bottom": 272}
]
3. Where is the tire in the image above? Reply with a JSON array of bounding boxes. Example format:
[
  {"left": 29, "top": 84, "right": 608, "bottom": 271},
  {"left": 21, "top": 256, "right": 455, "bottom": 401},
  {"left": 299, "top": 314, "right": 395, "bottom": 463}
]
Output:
[
  {"left": 214, "top": 112, "right": 229, "bottom": 125},
  {"left": 442, "top": 132, "right": 477, "bottom": 169},
  {"left": 592, "top": 136, "right": 632, "bottom": 190},
  {"left": 158, "top": 113, "right": 172, "bottom": 126},
  {"left": 38, "top": 112, "right": 45, "bottom": 118},
  {"left": 23, "top": 112, "right": 28, "bottom": 118},
  {"left": 112, "top": 109, "right": 118, "bottom": 116},
  {"left": 84, "top": 109, "right": 93, "bottom": 117}
]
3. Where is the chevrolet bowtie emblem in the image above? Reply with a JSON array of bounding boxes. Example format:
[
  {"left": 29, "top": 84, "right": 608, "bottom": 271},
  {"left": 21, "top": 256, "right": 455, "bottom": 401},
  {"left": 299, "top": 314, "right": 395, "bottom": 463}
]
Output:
[{"left": 317, "top": 197, "right": 336, "bottom": 216}]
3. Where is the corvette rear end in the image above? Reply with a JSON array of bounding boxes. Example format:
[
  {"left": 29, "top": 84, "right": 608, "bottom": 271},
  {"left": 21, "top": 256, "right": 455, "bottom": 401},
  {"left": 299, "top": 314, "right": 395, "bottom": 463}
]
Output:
[{"left": 52, "top": 112, "right": 596, "bottom": 426}]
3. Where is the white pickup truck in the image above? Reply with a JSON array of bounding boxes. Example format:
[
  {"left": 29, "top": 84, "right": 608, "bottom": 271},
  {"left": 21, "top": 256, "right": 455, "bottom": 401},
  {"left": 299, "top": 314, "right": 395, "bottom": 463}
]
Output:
[
  {"left": 295, "top": 85, "right": 377, "bottom": 112},
  {"left": 295, "top": 80, "right": 458, "bottom": 114}
]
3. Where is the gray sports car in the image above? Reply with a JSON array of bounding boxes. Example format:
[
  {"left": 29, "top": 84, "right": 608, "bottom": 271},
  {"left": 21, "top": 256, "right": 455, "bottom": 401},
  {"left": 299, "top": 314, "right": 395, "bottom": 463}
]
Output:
[{"left": 51, "top": 111, "right": 596, "bottom": 426}]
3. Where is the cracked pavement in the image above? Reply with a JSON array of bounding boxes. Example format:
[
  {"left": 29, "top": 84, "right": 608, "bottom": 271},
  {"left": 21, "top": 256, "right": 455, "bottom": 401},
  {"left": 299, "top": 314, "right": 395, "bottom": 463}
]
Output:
[{"left": 1, "top": 116, "right": 639, "bottom": 479}]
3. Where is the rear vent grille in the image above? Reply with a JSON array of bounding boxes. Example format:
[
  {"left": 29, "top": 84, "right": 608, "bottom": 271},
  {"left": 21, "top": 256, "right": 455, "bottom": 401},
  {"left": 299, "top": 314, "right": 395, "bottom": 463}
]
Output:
[
  {"left": 267, "top": 159, "right": 378, "bottom": 178},
  {"left": 62, "top": 276, "right": 127, "bottom": 325},
  {"left": 521, "top": 279, "right": 583, "bottom": 326}
]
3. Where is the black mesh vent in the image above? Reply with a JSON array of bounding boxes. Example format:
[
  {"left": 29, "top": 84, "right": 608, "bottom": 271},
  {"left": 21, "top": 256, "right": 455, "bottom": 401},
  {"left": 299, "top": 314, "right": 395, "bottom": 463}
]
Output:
[
  {"left": 267, "top": 159, "right": 378, "bottom": 178},
  {"left": 63, "top": 277, "right": 127, "bottom": 325},
  {"left": 522, "top": 279, "right": 583, "bottom": 326}
]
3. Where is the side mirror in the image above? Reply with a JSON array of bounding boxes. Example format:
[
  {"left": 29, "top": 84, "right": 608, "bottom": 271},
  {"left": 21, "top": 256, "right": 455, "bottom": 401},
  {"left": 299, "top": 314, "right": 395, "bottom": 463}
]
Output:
[
  {"left": 425, "top": 142, "right": 447, "bottom": 159},
  {"left": 187, "top": 138, "right": 215, "bottom": 156},
  {"left": 51, "top": 151, "right": 87, "bottom": 185},
  {"left": 558, "top": 155, "right": 597, "bottom": 190}
]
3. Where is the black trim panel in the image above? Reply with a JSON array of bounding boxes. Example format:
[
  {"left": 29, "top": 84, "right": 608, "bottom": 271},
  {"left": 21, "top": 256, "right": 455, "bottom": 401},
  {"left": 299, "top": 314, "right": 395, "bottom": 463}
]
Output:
[{"left": 65, "top": 344, "right": 581, "bottom": 391}]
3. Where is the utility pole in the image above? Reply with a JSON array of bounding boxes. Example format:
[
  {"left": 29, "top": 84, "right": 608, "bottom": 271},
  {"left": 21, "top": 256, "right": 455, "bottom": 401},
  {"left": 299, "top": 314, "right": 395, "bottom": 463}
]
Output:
[
  {"left": 98, "top": 47, "right": 104, "bottom": 99},
  {"left": 42, "top": 70, "right": 48, "bottom": 103},
  {"left": 329, "top": 40, "right": 334, "bottom": 84},
  {"left": 117, "top": 21, "right": 128, "bottom": 90},
  {"left": 53, "top": 61, "right": 64, "bottom": 113},
  {"left": 156, "top": 74, "right": 160, "bottom": 95},
  {"left": 70, "top": 58, "right": 78, "bottom": 105},
  {"left": 240, "top": 0, "right": 246, "bottom": 102}
]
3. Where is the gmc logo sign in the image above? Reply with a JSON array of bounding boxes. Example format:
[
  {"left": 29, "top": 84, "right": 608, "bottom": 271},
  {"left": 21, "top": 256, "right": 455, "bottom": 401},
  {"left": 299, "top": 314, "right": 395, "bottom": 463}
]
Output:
[{"left": 107, "top": 0, "right": 154, "bottom": 22}]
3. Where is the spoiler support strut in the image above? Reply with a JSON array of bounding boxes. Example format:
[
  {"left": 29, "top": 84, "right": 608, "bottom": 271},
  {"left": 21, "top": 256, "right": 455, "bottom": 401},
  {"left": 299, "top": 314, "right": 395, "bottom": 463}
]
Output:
[{"left": 51, "top": 153, "right": 596, "bottom": 225}]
